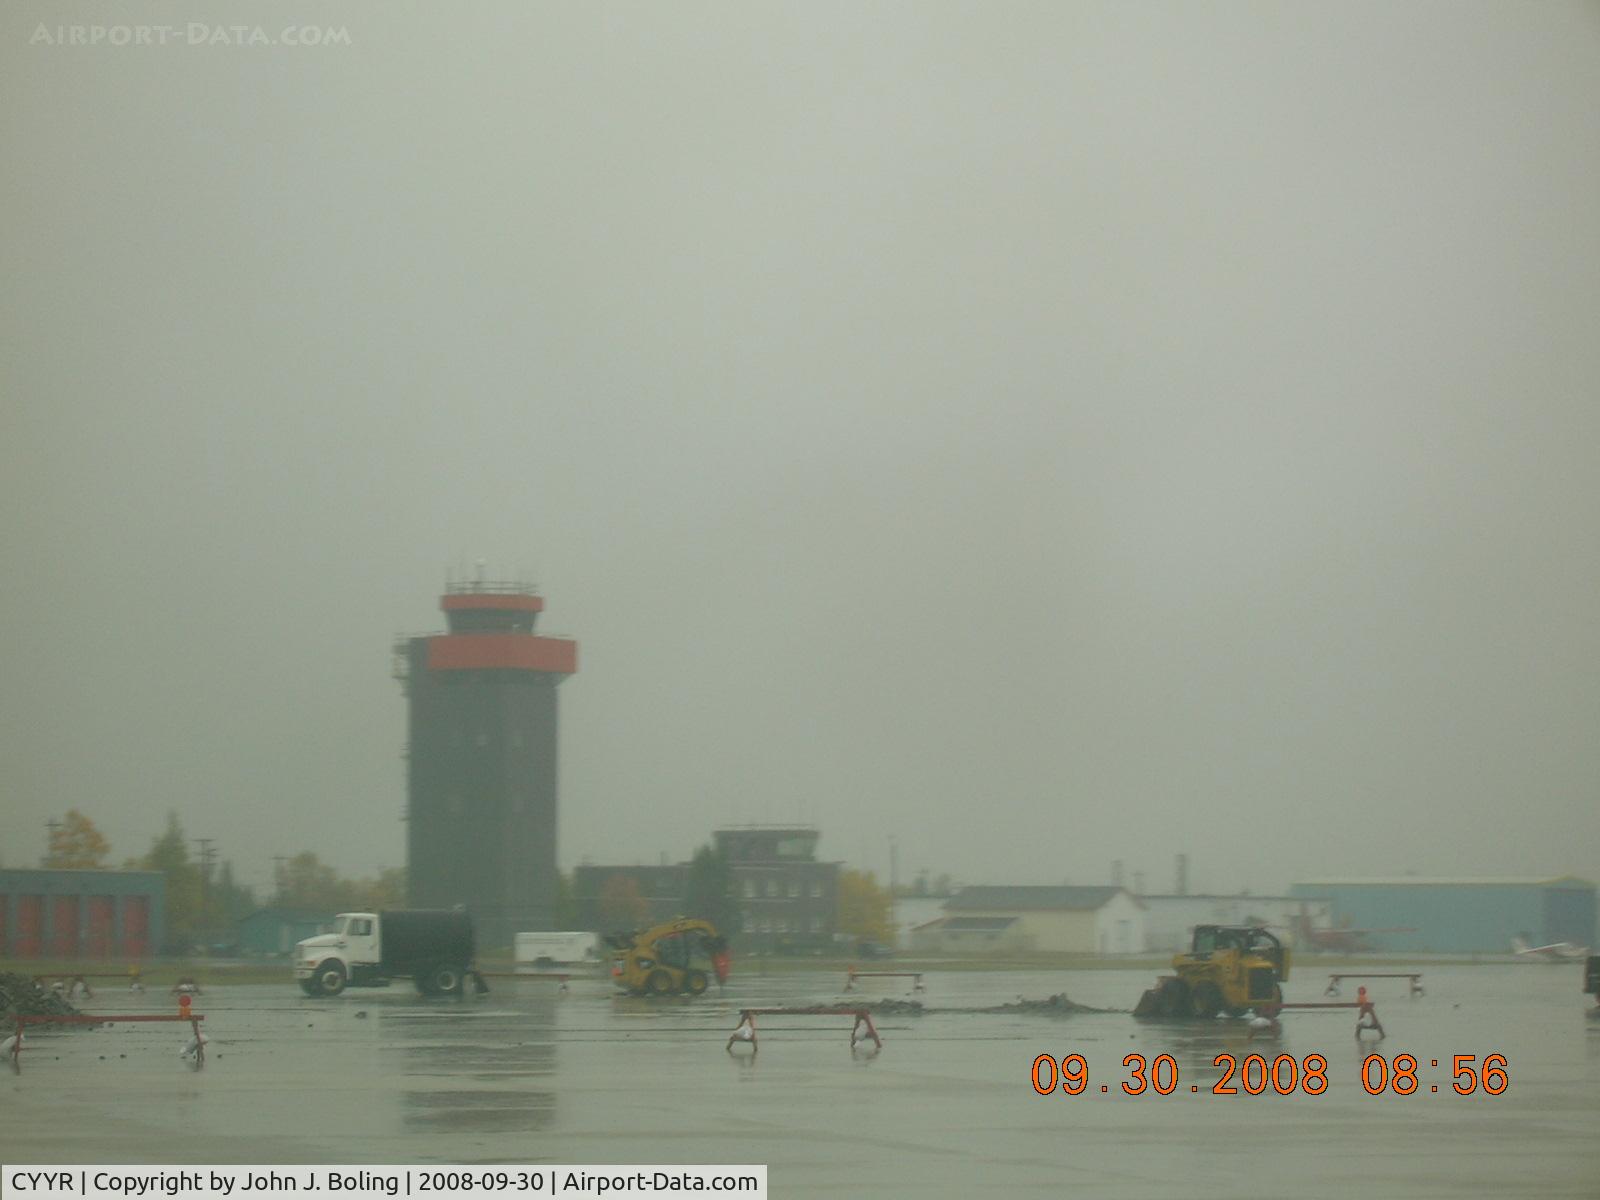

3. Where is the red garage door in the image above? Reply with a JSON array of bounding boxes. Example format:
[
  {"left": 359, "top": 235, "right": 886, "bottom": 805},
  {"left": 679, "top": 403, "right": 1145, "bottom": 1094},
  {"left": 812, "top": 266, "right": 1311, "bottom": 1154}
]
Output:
[
  {"left": 86, "top": 896, "right": 115, "bottom": 958},
  {"left": 122, "top": 896, "right": 150, "bottom": 959},
  {"left": 51, "top": 896, "right": 81, "bottom": 959},
  {"left": 16, "top": 895, "right": 44, "bottom": 958}
]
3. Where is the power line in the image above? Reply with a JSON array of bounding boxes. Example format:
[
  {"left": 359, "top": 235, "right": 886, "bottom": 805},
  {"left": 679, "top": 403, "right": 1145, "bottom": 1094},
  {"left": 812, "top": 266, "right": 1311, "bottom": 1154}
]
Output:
[{"left": 193, "top": 838, "right": 217, "bottom": 911}]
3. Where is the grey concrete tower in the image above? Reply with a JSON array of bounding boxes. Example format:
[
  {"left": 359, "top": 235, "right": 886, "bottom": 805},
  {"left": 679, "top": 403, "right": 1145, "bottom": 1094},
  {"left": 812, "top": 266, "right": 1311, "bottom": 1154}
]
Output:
[{"left": 396, "top": 581, "right": 577, "bottom": 948}]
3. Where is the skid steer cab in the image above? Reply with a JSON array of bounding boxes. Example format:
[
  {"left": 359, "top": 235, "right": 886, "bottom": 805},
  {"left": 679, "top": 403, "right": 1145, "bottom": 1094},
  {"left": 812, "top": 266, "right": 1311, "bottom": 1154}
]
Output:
[
  {"left": 607, "top": 919, "right": 729, "bottom": 997},
  {"left": 295, "top": 910, "right": 477, "bottom": 998},
  {"left": 1135, "top": 925, "right": 1290, "bottom": 1019}
]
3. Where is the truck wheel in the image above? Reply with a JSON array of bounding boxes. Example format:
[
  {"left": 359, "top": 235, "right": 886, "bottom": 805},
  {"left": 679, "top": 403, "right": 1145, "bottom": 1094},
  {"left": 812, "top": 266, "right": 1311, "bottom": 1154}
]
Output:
[
  {"left": 683, "top": 970, "right": 709, "bottom": 996},
  {"left": 314, "top": 961, "right": 347, "bottom": 997},
  {"left": 299, "top": 981, "right": 319, "bottom": 997},
  {"left": 1189, "top": 982, "right": 1222, "bottom": 1019},
  {"left": 430, "top": 964, "right": 464, "bottom": 996},
  {"left": 643, "top": 969, "right": 673, "bottom": 996}
]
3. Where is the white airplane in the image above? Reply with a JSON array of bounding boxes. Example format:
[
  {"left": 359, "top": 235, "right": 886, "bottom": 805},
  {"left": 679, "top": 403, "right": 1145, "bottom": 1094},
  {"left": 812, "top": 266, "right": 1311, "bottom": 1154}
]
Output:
[{"left": 1511, "top": 935, "right": 1590, "bottom": 962}]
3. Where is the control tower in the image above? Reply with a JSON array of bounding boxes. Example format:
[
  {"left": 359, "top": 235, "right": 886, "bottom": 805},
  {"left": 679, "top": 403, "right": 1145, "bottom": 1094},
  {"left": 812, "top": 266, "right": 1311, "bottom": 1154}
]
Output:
[{"left": 395, "top": 580, "right": 578, "bottom": 946}]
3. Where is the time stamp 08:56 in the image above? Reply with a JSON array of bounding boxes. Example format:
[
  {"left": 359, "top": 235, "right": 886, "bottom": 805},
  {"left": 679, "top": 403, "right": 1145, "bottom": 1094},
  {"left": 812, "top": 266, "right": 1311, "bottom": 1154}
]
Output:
[{"left": 1031, "top": 1052, "right": 1509, "bottom": 1097}]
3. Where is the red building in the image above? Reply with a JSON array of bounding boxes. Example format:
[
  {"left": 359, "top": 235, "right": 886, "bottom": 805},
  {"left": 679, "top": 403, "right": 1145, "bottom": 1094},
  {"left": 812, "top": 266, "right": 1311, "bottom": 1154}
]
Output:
[{"left": 0, "top": 868, "right": 165, "bottom": 960}]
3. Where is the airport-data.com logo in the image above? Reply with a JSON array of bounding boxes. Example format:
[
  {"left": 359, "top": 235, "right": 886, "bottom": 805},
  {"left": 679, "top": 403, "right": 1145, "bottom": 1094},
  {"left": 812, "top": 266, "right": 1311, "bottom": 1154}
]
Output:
[{"left": 31, "top": 23, "right": 352, "bottom": 48}]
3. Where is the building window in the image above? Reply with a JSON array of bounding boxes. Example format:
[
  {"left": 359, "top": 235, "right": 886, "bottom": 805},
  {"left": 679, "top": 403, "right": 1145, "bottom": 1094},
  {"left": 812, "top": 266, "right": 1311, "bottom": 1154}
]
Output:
[
  {"left": 743, "top": 878, "right": 757, "bottom": 899},
  {"left": 759, "top": 920, "right": 771, "bottom": 934},
  {"left": 787, "top": 879, "right": 800, "bottom": 899},
  {"left": 810, "top": 880, "right": 823, "bottom": 898},
  {"left": 765, "top": 878, "right": 778, "bottom": 898},
  {"left": 742, "top": 915, "right": 754, "bottom": 933},
  {"left": 811, "top": 917, "right": 823, "bottom": 933}
]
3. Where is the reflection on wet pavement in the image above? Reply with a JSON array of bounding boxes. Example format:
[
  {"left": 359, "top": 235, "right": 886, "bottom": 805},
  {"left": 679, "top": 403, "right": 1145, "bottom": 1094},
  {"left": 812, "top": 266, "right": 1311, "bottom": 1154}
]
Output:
[
  {"left": 403, "top": 1090, "right": 557, "bottom": 1132},
  {"left": 4, "top": 966, "right": 1597, "bottom": 1197}
]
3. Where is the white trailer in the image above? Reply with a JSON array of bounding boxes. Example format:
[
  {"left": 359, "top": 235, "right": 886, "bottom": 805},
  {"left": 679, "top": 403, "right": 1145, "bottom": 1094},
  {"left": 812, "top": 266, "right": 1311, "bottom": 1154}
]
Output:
[{"left": 514, "top": 931, "right": 601, "bottom": 968}]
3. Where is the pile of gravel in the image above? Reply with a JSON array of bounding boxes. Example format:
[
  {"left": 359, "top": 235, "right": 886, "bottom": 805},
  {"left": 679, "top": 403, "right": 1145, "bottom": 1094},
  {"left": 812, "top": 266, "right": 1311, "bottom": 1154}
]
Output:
[
  {"left": 849, "top": 993, "right": 1117, "bottom": 1017},
  {"left": 0, "top": 971, "right": 80, "bottom": 1025},
  {"left": 863, "top": 998, "right": 926, "bottom": 1016},
  {"left": 978, "top": 992, "right": 1115, "bottom": 1016}
]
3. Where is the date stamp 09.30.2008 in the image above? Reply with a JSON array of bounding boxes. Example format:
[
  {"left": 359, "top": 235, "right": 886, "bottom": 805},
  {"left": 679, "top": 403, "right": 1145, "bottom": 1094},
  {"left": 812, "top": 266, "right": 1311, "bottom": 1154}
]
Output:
[{"left": 1031, "top": 1052, "right": 1509, "bottom": 1098}]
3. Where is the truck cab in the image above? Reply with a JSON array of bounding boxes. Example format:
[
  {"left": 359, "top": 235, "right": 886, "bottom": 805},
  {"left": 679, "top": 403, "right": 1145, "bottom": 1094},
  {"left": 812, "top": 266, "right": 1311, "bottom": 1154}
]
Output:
[{"left": 295, "top": 909, "right": 475, "bottom": 998}]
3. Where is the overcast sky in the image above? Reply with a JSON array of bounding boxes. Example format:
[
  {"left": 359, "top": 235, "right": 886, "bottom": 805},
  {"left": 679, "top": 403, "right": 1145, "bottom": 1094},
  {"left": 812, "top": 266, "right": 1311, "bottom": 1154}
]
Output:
[{"left": 3, "top": 1, "right": 1597, "bottom": 900}]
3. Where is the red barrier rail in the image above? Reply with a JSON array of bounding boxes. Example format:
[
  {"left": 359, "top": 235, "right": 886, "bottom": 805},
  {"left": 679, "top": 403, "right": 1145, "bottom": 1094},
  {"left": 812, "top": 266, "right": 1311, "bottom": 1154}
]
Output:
[
  {"left": 1325, "top": 973, "right": 1423, "bottom": 997},
  {"left": 845, "top": 967, "right": 924, "bottom": 992},
  {"left": 9, "top": 1011, "right": 207, "bottom": 1071},
  {"left": 1254, "top": 986, "right": 1385, "bottom": 1040},
  {"left": 726, "top": 1006, "right": 882, "bottom": 1054}
]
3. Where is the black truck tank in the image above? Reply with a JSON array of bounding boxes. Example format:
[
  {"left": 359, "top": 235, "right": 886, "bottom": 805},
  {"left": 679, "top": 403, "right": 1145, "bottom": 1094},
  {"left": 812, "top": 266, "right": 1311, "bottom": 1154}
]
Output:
[{"left": 379, "top": 909, "right": 475, "bottom": 976}]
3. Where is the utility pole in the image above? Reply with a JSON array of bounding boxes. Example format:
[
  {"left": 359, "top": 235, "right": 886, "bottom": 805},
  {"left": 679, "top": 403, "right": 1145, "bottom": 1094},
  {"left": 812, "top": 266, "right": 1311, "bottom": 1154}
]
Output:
[
  {"left": 888, "top": 835, "right": 899, "bottom": 951},
  {"left": 193, "top": 838, "right": 217, "bottom": 919}
]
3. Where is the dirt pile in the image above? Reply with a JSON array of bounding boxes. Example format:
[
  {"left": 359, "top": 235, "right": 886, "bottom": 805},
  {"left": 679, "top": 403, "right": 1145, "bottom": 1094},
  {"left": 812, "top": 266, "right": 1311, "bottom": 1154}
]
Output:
[
  {"left": 864, "top": 998, "right": 926, "bottom": 1016},
  {"left": 850, "top": 993, "right": 1117, "bottom": 1016},
  {"left": 979, "top": 993, "right": 1116, "bottom": 1016},
  {"left": 0, "top": 972, "right": 80, "bottom": 1025}
]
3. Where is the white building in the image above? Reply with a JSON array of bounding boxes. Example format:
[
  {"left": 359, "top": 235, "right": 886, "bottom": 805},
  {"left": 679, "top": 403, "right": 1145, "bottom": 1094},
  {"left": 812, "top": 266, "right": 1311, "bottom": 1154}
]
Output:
[
  {"left": 891, "top": 895, "right": 950, "bottom": 951},
  {"left": 911, "top": 886, "right": 1146, "bottom": 955}
]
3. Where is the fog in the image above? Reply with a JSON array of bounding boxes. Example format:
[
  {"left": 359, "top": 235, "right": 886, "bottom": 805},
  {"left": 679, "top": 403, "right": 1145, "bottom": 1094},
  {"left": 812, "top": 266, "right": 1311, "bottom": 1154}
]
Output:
[{"left": 3, "top": 1, "right": 1597, "bottom": 898}]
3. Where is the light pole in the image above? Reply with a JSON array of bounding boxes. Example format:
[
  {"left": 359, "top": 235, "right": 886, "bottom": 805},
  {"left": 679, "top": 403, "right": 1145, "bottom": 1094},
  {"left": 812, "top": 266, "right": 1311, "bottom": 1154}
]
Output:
[{"left": 888, "top": 836, "right": 898, "bottom": 951}]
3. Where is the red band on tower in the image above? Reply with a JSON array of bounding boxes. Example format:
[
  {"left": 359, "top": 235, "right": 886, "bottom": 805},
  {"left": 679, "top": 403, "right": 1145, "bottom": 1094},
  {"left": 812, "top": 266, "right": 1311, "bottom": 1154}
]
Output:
[{"left": 426, "top": 633, "right": 577, "bottom": 674}]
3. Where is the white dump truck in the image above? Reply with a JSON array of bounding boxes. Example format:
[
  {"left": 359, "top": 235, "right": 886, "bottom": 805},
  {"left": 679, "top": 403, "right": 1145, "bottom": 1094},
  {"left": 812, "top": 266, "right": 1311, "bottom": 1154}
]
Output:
[{"left": 296, "top": 909, "right": 476, "bottom": 997}]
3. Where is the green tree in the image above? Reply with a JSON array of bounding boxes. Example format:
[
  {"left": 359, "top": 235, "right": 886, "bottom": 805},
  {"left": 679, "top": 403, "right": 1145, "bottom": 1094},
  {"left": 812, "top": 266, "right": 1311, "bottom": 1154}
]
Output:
[
  {"left": 350, "top": 866, "right": 407, "bottom": 911},
  {"left": 44, "top": 809, "right": 111, "bottom": 868},
  {"left": 133, "top": 812, "right": 204, "bottom": 952},
  {"left": 837, "top": 869, "right": 893, "bottom": 944},
  {"left": 682, "top": 843, "right": 740, "bottom": 936},
  {"left": 275, "top": 851, "right": 351, "bottom": 910},
  {"left": 271, "top": 855, "right": 405, "bottom": 913},
  {"left": 213, "top": 860, "right": 257, "bottom": 923}
]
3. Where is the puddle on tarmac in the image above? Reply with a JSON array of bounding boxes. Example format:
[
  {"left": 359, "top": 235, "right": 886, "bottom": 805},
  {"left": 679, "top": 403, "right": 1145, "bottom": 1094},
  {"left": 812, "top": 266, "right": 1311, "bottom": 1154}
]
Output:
[{"left": 6, "top": 966, "right": 1597, "bottom": 1197}]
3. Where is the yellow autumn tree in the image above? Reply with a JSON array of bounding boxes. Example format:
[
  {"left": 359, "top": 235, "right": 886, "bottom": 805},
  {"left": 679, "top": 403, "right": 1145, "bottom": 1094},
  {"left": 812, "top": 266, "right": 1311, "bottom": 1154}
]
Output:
[
  {"left": 836, "top": 869, "right": 893, "bottom": 944},
  {"left": 44, "top": 809, "right": 111, "bottom": 868}
]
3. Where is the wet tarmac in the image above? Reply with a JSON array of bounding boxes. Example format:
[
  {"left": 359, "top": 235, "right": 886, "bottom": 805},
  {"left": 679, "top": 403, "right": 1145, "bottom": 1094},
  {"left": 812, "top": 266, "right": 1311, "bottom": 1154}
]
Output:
[{"left": 6, "top": 966, "right": 1598, "bottom": 1197}]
